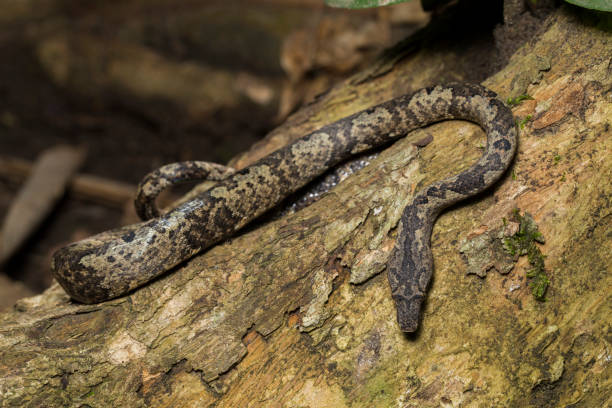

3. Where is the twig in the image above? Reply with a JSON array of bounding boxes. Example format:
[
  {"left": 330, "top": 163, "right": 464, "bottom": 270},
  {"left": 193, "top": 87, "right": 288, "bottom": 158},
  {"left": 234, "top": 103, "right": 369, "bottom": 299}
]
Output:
[{"left": 0, "top": 155, "right": 135, "bottom": 208}]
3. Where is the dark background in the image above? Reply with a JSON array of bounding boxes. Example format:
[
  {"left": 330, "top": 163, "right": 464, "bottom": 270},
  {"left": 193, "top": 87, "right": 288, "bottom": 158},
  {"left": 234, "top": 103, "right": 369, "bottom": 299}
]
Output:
[{"left": 0, "top": 0, "right": 429, "bottom": 296}]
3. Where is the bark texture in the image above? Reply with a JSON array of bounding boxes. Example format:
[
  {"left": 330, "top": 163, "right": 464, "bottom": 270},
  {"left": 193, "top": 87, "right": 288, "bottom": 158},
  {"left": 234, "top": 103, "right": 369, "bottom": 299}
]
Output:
[{"left": 1, "top": 7, "right": 611, "bottom": 408}]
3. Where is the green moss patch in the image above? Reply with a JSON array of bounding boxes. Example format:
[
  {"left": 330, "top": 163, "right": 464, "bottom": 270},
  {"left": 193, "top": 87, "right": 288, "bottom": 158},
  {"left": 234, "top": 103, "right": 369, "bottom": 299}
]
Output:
[
  {"left": 503, "top": 209, "right": 550, "bottom": 300},
  {"left": 507, "top": 94, "right": 534, "bottom": 106}
]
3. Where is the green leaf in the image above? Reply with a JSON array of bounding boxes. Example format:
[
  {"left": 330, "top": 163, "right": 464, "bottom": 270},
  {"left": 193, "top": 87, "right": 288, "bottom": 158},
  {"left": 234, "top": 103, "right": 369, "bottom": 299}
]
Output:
[
  {"left": 325, "top": 0, "right": 410, "bottom": 9},
  {"left": 564, "top": 0, "right": 612, "bottom": 11}
]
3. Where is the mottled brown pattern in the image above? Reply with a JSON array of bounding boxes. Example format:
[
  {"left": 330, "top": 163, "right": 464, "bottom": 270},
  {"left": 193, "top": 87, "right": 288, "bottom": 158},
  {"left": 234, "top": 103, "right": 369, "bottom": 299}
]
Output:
[
  {"left": 51, "top": 83, "right": 516, "bottom": 332},
  {"left": 135, "top": 161, "right": 236, "bottom": 220}
]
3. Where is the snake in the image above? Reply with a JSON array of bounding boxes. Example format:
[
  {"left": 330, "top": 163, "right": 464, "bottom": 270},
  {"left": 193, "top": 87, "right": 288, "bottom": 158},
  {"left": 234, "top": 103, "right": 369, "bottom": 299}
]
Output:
[{"left": 51, "top": 83, "right": 516, "bottom": 332}]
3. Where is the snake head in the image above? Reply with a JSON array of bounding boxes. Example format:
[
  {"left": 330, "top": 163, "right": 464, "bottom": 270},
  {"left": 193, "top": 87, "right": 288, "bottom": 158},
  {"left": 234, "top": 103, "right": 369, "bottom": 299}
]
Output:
[{"left": 392, "top": 292, "right": 425, "bottom": 332}]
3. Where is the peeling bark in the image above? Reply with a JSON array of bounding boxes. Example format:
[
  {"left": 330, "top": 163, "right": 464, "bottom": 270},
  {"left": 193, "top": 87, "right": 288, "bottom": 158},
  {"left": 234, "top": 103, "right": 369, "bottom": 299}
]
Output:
[{"left": 1, "top": 7, "right": 611, "bottom": 408}]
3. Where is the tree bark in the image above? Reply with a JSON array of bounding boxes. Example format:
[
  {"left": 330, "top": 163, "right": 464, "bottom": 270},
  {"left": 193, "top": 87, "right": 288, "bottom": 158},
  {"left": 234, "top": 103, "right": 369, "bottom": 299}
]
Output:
[{"left": 1, "top": 7, "right": 610, "bottom": 408}]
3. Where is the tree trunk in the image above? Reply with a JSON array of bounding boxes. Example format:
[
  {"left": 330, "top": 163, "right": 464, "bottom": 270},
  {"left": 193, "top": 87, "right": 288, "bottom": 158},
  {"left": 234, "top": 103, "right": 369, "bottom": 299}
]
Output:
[{"left": 1, "top": 6, "right": 610, "bottom": 408}]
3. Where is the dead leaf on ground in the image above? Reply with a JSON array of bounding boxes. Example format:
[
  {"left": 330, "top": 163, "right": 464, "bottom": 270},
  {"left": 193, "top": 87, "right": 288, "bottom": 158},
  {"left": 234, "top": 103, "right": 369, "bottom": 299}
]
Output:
[{"left": 0, "top": 146, "right": 85, "bottom": 264}]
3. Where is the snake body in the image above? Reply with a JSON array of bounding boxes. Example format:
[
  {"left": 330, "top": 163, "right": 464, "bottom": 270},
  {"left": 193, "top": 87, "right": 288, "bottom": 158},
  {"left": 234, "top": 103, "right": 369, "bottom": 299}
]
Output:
[{"left": 51, "top": 83, "right": 516, "bottom": 332}]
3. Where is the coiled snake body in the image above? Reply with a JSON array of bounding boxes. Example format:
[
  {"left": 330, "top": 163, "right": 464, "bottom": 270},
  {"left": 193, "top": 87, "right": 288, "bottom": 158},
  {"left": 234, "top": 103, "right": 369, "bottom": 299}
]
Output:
[{"left": 52, "top": 83, "right": 516, "bottom": 332}]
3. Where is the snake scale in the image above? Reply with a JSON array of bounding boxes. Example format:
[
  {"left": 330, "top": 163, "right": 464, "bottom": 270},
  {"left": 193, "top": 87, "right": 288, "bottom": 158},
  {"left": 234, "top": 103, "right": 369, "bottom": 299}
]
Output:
[{"left": 52, "top": 83, "right": 516, "bottom": 332}]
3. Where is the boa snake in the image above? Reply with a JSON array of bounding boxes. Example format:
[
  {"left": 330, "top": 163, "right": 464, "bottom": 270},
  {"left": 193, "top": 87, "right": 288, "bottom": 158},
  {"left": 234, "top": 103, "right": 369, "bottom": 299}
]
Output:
[{"left": 52, "top": 83, "right": 516, "bottom": 332}]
